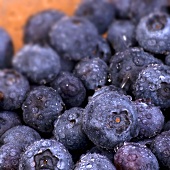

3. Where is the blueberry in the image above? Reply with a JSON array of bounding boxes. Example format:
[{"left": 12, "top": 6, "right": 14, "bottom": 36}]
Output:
[
  {"left": 0, "top": 111, "right": 21, "bottom": 137},
  {"left": 107, "top": 20, "right": 136, "bottom": 52},
  {"left": 136, "top": 12, "right": 170, "bottom": 54},
  {"left": 53, "top": 107, "right": 91, "bottom": 151},
  {"left": 50, "top": 72, "right": 86, "bottom": 108},
  {"left": 75, "top": 0, "right": 115, "bottom": 34},
  {"left": 151, "top": 130, "right": 170, "bottom": 169},
  {"left": 24, "top": 9, "right": 65, "bottom": 44},
  {"left": 19, "top": 139, "right": 73, "bottom": 170},
  {"left": 0, "top": 28, "right": 14, "bottom": 69},
  {"left": 163, "top": 120, "right": 170, "bottom": 131},
  {"left": 22, "top": 86, "right": 65, "bottom": 133},
  {"left": 133, "top": 99, "right": 164, "bottom": 139},
  {"left": 133, "top": 64, "right": 170, "bottom": 108},
  {"left": 91, "top": 37, "right": 112, "bottom": 63},
  {"left": 111, "top": 0, "right": 131, "bottom": 19},
  {"left": 89, "top": 146, "right": 115, "bottom": 162},
  {"left": 0, "top": 143, "right": 22, "bottom": 170},
  {"left": 114, "top": 142, "right": 159, "bottom": 170},
  {"left": 74, "top": 58, "right": 108, "bottom": 90},
  {"left": 109, "top": 47, "right": 162, "bottom": 92},
  {"left": 0, "top": 125, "right": 41, "bottom": 150},
  {"left": 49, "top": 16, "right": 99, "bottom": 61},
  {"left": 129, "top": 0, "right": 167, "bottom": 23},
  {"left": 83, "top": 91, "right": 138, "bottom": 149},
  {"left": 74, "top": 153, "right": 116, "bottom": 170},
  {"left": 0, "top": 69, "right": 30, "bottom": 110},
  {"left": 13, "top": 44, "right": 61, "bottom": 85}
]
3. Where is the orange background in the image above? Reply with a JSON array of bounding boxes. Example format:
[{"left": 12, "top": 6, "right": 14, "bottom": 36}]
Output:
[{"left": 0, "top": 0, "right": 81, "bottom": 52}]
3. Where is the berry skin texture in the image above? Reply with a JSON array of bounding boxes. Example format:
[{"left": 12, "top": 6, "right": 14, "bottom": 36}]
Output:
[
  {"left": 74, "top": 153, "right": 116, "bottom": 170},
  {"left": 13, "top": 44, "right": 61, "bottom": 85},
  {"left": 24, "top": 9, "right": 65, "bottom": 44},
  {"left": 0, "top": 69, "right": 30, "bottom": 110},
  {"left": 133, "top": 64, "right": 170, "bottom": 109},
  {"left": 74, "top": 58, "right": 108, "bottom": 90},
  {"left": 83, "top": 91, "right": 138, "bottom": 149},
  {"left": 151, "top": 130, "right": 170, "bottom": 169},
  {"left": 75, "top": 0, "right": 115, "bottom": 34},
  {"left": 49, "top": 16, "right": 99, "bottom": 61},
  {"left": 22, "top": 86, "right": 65, "bottom": 133},
  {"left": 114, "top": 142, "right": 159, "bottom": 170},
  {"left": 136, "top": 12, "right": 170, "bottom": 54},
  {"left": 19, "top": 139, "right": 73, "bottom": 170},
  {"left": 0, "top": 143, "right": 22, "bottom": 170},
  {"left": 53, "top": 107, "right": 90, "bottom": 151},
  {"left": 109, "top": 47, "right": 162, "bottom": 92},
  {"left": 50, "top": 72, "right": 86, "bottom": 108},
  {"left": 0, "top": 125, "right": 41, "bottom": 150},
  {"left": 0, "top": 28, "right": 14, "bottom": 69},
  {"left": 0, "top": 111, "right": 21, "bottom": 137},
  {"left": 133, "top": 99, "right": 164, "bottom": 139},
  {"left": 107, "top": 20, "right": 136, "bottom": 52}
]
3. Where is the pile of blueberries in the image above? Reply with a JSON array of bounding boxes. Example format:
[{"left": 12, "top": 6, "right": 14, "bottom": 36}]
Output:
[{"left": 1, "top": 0, "right": 170, "bottom": 169}]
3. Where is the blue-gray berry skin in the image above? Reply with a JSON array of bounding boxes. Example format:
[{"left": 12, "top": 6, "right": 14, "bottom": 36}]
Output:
[
  {"left": 151, "top": 130, "right": 170, "bottom": 169},
  {"left": 133, "top": 99, "right": 164, "bottom": 139},
  {"left": 0, "top": 28, "right": 14, "bottom": 69},
  {"left": 19, "top": 139, "right": 73, "bottom": 170},
  {"left": 133, "top": 64, "right": 170, "bottom": 109},
  {"left": 107, "top": 20, "right": 136, "bottom": 52},
  {"left": 75, "top": 0, "right": 115, "bottom": 34},
  {"left": 24, "top": 9, "right": 65, "bottom": 44},
  {"left": 111, "top": 0, "right": 131, "bottom": 19},
  {"left": 114, "top": 142, "right": 159, "bottom": 170},
  {"left": 136, "top": 12, "right": 170, "bottom": 54},
  {"left": 74, "top": 58, "right": 108, "bottom": 90},
  {"left": 53, "top": 107, "right": 90, "bottom": 151},
  {"left": 74, "top": 153, "right": 116, "bottom": 170},
  {"left": 0, "top": 69, "right": 30, "bottom": 110},
  {"left": 12, "top": 44, "right": 61, "bottom": 85},
  {"left": 83, "top": 91, "right": 139, "bottom": 149},
  {"left": 50, "top": 72, "right": 86, "bottom": 108},
  {"left": 0, "top": 143, "right": 22, "bottom": 170},
  {"left": 91, "top": 37, "right": 112, "bottom": 64},
  {"left": 49, "top": 16, "right": 99, "bottom": 61},
  {"left": 0, "top": 111, "right": 21, "bottom": 137},
  {"left": 129, "top": 0, "right": 167, "bottom": 23},
  {"left": 88, "top": 146, "right": 115, "bottom": 162},
  {"left": 22, "top": 86, "right": 65, "bottom": 133},
  {"left": 109, "top": 47, "right": 162, "bottom": 92},
  {"left": 0, "top": 125, "right": 41, "bottom": 150}
]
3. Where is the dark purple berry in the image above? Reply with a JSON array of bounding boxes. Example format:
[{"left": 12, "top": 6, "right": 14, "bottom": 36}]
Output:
[{"left": 22, "top": 86, "right": 65, "bottom": 133}]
